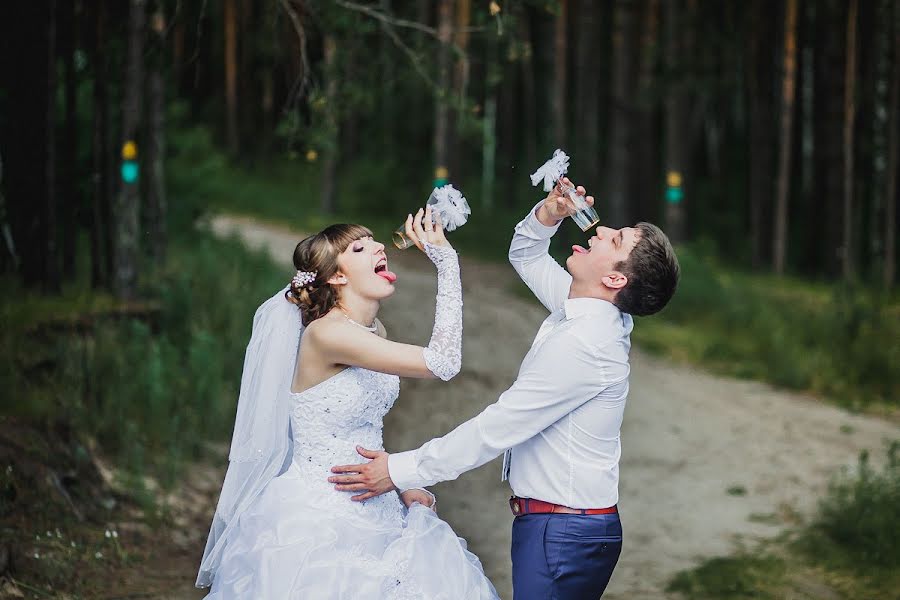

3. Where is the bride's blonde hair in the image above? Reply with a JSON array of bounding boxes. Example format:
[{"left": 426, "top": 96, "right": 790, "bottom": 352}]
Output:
[{"left": 286, "top": 224, "right": 373, "bottom": 326}]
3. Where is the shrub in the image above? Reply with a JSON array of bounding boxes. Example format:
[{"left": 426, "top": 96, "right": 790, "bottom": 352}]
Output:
[{"left": 812, "top": 442, "right": 900, "bottom": 568}]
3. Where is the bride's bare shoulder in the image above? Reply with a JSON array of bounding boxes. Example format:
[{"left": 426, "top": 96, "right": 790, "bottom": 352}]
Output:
[{"left": 304, "top": 313, "right": 358, "bottom": 347}]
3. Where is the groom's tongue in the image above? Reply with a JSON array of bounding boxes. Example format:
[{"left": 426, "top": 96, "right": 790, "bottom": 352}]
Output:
[{"left": 377, "top": 269, "right": 398, "bottom": 283}]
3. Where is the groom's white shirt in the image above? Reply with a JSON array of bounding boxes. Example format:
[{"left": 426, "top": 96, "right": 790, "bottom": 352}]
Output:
[{"left": 388, "top": 203, "right": 633, "bottom": 509}]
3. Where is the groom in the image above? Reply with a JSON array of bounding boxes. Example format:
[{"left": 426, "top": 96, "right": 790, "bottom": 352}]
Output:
[{"left": 330, "top": 180, "right": 679, "bottom": 599}]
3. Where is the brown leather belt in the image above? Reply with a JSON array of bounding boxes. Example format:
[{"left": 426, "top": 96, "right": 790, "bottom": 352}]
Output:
[{"left": 509, "top": 496, "right": 618, "bottom": 517}]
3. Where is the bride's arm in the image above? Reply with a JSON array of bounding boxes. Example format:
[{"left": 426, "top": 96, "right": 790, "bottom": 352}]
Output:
[{"left": 311, "top": 209, "right": 463, "bottom": 381}]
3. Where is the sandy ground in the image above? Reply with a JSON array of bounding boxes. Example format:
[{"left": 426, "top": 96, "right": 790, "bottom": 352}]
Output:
[{"left": 169, "top": 214, "right": 899, "bottom": 599}]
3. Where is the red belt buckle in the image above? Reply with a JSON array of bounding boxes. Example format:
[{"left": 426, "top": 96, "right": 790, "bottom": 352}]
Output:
[{"left": 509, "top": 496, "right": 523, "bottom": 516}]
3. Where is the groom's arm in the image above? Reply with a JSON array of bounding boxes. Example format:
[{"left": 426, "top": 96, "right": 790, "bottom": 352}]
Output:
[
  {"left": 329, "top": 331, "right": 604, "bottom": 498},
  {"left": 508, "top": 201, "right": 573, "bottom": 314},
  {"left": 386, "top": 330, "right": 604, "bottom": 491}
]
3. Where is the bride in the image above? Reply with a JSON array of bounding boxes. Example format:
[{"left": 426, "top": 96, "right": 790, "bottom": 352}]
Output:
[{"left": 196, "top": 205, "right": 498, "bottom": 599}]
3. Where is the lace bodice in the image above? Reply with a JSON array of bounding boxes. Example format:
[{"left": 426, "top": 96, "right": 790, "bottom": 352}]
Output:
[
  {"left": 288, "top": 366, "right": 405, "bottom": 521},
  {"left": 291, "top": 366, "right": 399, "bottom": 468}
]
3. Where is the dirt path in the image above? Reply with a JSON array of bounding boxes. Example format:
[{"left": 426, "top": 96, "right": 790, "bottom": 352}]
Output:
[{"left": 184, "top": 214, "right": 899, "bottom": 599}]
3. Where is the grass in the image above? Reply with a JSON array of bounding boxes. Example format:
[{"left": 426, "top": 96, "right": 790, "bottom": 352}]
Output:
[
  {"left": 668, "top": 443, "right": 900, "bottom": 600},
  {"left": 632, "top": 246, "right": 900, "bottom": 410},
  {"left": 0, "top": 231, "right": 285, "bottom": 485}
]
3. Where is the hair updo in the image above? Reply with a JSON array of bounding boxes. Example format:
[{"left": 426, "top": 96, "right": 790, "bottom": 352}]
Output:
[{"left": 286, "top": 223, "right": 373, "bottom": 326}]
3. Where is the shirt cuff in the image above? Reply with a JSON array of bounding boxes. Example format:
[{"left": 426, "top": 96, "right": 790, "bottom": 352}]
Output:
[
  {"left": 515, "top": 201, "right": 563, "bottom": 239},
  {"left": 388, "top": 450, "right": 423, "bottom": 491}
]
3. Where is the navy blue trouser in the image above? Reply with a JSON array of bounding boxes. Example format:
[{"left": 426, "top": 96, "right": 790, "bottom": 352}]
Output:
[{"left": 511, "top": 512, "right": 622, "bottom": 600}]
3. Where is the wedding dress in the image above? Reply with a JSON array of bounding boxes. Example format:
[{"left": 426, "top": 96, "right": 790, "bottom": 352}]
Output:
[{"left": 197, "top": 244, "right": 499, "bottom": 599}]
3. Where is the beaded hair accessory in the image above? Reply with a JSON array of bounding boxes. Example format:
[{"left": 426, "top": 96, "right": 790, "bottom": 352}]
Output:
[{"left": 291, "top": 270, "right": 317, "bottom": 289}]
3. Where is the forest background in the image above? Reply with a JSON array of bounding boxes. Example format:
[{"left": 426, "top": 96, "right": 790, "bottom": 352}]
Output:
[{"left": 0, "top": 0, "right": 898, "bottom": 597}]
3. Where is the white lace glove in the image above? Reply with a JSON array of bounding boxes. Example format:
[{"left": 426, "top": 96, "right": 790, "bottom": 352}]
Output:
[{"left": 422, "top": 242, "right": 463, "bottom": 381}]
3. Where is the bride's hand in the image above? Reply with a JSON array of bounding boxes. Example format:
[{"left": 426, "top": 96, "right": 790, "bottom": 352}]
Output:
[
  {"left": 400, "top": 489, "right": 436, "bottom": 512},
  {"left": 405, "top": 205, "right": 451, "bottom": 251}
]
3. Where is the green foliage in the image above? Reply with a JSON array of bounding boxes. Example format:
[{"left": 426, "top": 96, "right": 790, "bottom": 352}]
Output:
[
  {"left": 633, "top": 244, "right": 900, "bottom": 407},
  {"left": 667, "top": 555, "right": 787, "bottom": 599},
  {"left": 807, "top": 442, "right": 900, "bottom": 568},
  {"left": 1, "top": 167, "right": 286, "bottom": 486}
]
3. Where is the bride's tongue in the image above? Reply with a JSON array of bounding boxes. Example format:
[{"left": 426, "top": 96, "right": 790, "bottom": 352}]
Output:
[
  {"left": 572, "top": 245, "right": 588, "bottom": 255},
  {"left": 376, "top": 269, "right": 398, "bottom": 283}
]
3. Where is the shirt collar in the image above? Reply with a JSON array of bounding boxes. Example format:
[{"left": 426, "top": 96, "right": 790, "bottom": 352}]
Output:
[{"left": 563, "top": 297, "right": 621, "bottom": 321}]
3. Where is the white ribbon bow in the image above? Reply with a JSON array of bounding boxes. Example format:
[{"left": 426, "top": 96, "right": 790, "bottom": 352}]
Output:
[
  {"left": 429, "top": 184, "right": 471, "bottom": 232},
  {"left": 530, "top": 148, "right": 570, "bottom": 192}
]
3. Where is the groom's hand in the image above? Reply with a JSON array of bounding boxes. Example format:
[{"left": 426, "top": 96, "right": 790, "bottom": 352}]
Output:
[
  {"left": 537, "top": 177, "right": 593, "bottom": 226},
  {"left": 329, "top": 446, "right": 397, "bottom": 501}
]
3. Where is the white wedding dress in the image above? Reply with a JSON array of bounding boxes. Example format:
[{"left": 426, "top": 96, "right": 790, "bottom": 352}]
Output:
[{"left": 199, "top": 244, "right": 499, "bottom": 599}]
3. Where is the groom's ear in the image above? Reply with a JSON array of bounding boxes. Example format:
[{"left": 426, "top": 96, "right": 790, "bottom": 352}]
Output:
[{"left": 601, "top": 271, "right": 628, "bottom": 290}]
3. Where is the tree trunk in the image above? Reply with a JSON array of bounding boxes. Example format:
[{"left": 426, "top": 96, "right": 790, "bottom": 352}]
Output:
[
  {"left": 44, "top": 0, "right": 60, "bottom": 292},
  {"left": 90, "top": 0, "right": 111, "bottom": 289},
  {"left": 607, "top": 0, "right": 639, "bottom": 228},
  {"left": 885, "top": 1, "right": 899, "bottom": 289},
  {"left": 114, "top": 0, "right": 146, "bottom": 300},
  {"left": 0, "top": 2, "right": 55, "bottom": 286},
  {"left": 841, "top": 0, "right": 858, "bottom": 280},
  {"left": 59, "top": 0, "right": 77, "bottom": 279},
  {"left": 172, "top": 3, "right": 185, "bottom": 94},
  {"left": 449, "top": 0, "right": 470, "bottom": 180},
  {"left": 379, "top": 0, "right": 394, "bottom": 153},
  {"left": 146, "top": 5, "right": 167, "bottom": 264},
  {"left": 320, "top": 34, "right": 339, "bottom": 215},
  {"left": 498, "top": 31, "right": 519, "bottom": 184},
  {"left": 433, "top": 0, "right": 453, "bottom": 184},
  {"left": 224, "top": 0, "right": 239, "bottom": 155},
  {"left": 260, "top": 1, "right": 277, "bottom": 154},
  {"left": 575, "top": 0, "right": 601, "bottom": 193},
  {"left": 519, "top": 10, "right": 537, "bottom": 169},
  {"left": 663, "top": 0, "right": 687, "bottom": 243},
  {"left": 773, "top": 0, "right": 799, "bottom": 275},
  {"left": 798, "top": 0, "right": 817, "bottom": 272},
  {"left": 482, "top": 28, "right": 499, "bottom": 210},
  {"left": 814, "top": 0, "right": 846, "bottom": 278},
  {"left": 747, "top": 0, "right": 776, "bottom": 270},
  {"left": 634, "top": 0, "right": 660, "bottom": 222},
  {"left": 551, "top": 0, "right": 568, "bottom": 148},
  {"left": 45, "top": 0, "right": 59, "bottom": 291}
]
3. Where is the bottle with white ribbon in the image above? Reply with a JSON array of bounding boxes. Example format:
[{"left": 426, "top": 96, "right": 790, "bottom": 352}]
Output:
[
  {"left": 530, "top": 149, "right": 600, "bottom": 231},
  {"left": 393, "top": 184, "right": 471, "bottom": 250}
]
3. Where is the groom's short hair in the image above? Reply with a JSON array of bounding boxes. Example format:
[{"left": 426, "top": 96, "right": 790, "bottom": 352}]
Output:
[{"left": 613, "top": 223, "right": 679, "bottom": 317}]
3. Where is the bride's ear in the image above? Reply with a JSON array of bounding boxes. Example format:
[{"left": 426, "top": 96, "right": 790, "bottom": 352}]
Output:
[{"left": 328, "top": 272, "right": 348, "bottom": 286}]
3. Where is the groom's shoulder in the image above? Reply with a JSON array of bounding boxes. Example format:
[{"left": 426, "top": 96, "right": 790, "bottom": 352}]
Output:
[{"left": 561, "top": 313, "right": 629, "bottom": 351}]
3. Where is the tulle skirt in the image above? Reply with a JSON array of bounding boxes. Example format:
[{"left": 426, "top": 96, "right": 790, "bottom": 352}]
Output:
[{"left": 202, "top": 462, "right": 499, "bottom": 599}]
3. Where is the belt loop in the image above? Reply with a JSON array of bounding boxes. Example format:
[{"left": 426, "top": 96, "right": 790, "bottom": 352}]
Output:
[{"left": 524, "top": 498, "right": 530, "bottom": 514}]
